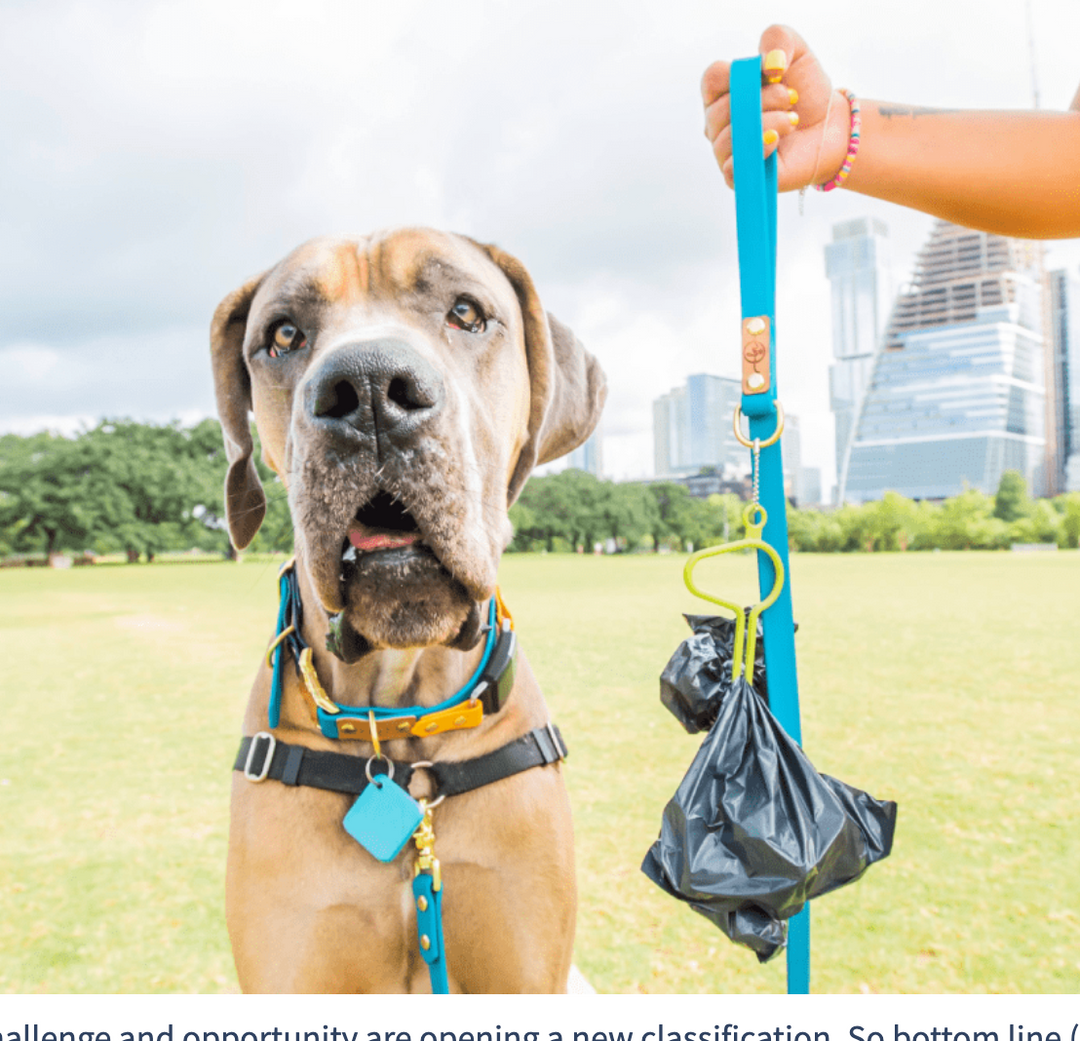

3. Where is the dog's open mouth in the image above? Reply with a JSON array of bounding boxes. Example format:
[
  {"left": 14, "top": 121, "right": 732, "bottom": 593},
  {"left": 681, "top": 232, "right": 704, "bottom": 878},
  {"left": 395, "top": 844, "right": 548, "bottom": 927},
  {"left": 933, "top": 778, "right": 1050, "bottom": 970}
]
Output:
[
  {"left": 325, "top": 488, "right": 480, "bottom": 660},
  {"left": 344, "top": 490, "right": 424, "bottom": 558}
]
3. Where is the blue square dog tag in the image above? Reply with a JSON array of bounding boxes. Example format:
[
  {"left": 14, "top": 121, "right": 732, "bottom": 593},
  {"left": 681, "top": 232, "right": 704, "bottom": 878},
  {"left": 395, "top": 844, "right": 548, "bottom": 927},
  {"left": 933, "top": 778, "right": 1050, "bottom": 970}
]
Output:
[{"left": 343, "top": 774, "right": 424, "bottom": 863}]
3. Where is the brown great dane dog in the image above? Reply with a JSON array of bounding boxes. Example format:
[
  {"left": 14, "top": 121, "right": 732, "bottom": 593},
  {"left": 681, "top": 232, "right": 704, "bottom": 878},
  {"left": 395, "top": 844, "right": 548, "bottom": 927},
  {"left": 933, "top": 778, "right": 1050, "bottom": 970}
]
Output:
[{"left": 210, "top": 228, "right": 606, "bottom": 993}]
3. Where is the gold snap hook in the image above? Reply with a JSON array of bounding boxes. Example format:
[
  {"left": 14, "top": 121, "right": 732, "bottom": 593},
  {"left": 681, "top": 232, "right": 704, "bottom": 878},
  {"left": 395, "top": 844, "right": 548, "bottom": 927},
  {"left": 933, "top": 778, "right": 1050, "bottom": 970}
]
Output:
[{"left": 733, "top": 400, "right": 785, "bottom": 449}]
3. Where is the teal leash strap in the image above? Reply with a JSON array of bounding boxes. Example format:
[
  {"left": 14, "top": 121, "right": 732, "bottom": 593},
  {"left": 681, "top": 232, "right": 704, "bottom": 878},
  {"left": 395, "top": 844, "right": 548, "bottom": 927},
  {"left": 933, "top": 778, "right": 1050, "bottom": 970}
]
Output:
[
  {"left": 730, "top": 54, "right": 809, "bottom": 995},
  {"left": 412, "top": 801, "right": 449, "bottom": 993},
  {"left": 268, "top": 569, "right": 290, "bottom": 729},
  {"left": 413, "top": 873, "right": 449, "bottom": 993},
  {"left": 731, "top": 57, "right": 777, "bottom": 422}
]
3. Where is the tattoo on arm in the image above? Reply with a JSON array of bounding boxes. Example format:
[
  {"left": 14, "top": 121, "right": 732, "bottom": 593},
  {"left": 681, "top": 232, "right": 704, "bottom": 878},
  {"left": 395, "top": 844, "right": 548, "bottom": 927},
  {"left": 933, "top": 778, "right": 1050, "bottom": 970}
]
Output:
[{"left": 878, "top": 103, "right": 960, "bottom": 119}]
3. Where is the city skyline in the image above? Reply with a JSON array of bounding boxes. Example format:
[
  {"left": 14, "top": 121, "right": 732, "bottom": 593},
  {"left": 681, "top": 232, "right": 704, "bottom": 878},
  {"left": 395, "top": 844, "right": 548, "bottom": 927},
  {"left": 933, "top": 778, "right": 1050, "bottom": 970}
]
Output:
[
  {"left": 648, "top": 373, "right": 817, "bottom": 504},
  {"left": 638, "top": 217, "right": 1080, "bottom": 507}
]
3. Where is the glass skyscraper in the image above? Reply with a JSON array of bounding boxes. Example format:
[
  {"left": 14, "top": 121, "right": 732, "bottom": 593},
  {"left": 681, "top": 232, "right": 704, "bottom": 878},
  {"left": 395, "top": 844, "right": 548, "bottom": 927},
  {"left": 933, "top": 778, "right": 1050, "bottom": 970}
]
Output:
[
  {"left": 652, "top": 374, "right": 807, "bottom": 497},
  {"left": 825, "top": 217, "right": 893, "bottom": 496},
  {"left": 565, "top": 430, "right": 603, "bottom": 476},
  {"left": 652, "top": 374, "right": 745, "bottom": 477},
  {"left": 843, "top": 221, "right": 1046, "bottom": 502},
  {"left": 1049, "top": 268, "right": 1080, "bottom": 492}
]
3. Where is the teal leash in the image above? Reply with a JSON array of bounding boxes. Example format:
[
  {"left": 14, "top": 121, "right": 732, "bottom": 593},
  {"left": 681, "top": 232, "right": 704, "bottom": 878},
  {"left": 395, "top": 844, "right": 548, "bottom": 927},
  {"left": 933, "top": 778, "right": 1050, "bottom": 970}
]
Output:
[
  {"left": 730, "top": 54, "right": 810, "bottom": 995},
  {"left": 411, "top": 805, "right": 449, "bottom": 992}
]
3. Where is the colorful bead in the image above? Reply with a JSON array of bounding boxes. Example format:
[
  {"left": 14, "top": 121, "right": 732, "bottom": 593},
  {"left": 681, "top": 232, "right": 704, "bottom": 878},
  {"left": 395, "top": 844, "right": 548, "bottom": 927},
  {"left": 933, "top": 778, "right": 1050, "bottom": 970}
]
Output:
[{"left": 815, "top": 89, "right": 861, "bottom": 192}]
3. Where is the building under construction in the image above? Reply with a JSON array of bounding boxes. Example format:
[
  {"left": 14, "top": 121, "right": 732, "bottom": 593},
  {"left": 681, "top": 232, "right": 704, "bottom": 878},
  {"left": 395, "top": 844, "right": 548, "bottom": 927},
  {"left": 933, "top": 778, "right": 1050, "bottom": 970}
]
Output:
[{"left": 841, "top": 220, "right": 1048, "bottom": 502}]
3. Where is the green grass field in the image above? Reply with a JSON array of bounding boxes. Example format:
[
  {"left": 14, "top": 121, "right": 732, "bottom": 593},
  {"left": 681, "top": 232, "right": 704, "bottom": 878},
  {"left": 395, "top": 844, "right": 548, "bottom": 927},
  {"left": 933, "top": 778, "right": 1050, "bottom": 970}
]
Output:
[{"left": 2, "top": 550, "right": 1078, "bottom": 993}]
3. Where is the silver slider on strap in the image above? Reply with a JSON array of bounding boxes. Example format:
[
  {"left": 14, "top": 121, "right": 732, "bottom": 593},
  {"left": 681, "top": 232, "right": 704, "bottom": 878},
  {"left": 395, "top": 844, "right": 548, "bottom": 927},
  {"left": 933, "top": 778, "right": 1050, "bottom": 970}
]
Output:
[{"left": 243, "top": 731, "right": 276, "bottom": 782}]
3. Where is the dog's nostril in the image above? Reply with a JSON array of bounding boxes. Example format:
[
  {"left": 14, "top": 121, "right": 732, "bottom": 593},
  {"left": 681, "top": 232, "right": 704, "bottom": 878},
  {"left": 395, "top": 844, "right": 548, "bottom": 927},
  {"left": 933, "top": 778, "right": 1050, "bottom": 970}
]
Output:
[
  {"left": 387, "top": 376, "right": 429, "bottom": 411},
  {"left": 318, "top": 380, "right": 361, "bottom": 420}
]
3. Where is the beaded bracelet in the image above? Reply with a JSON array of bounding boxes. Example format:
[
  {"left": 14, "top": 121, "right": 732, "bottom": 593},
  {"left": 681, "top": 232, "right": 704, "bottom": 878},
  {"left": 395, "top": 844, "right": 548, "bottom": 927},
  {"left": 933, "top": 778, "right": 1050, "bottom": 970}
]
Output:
[{"left": 815, "top": 89, "right": 860, "bottom": 192}]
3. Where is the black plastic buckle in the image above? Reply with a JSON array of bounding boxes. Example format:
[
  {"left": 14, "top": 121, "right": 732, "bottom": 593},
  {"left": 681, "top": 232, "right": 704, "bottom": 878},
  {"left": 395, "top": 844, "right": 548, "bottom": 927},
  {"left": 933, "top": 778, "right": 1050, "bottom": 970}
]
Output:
[{"left": 476, "top": 626, "right": 517, "bottom": 716}]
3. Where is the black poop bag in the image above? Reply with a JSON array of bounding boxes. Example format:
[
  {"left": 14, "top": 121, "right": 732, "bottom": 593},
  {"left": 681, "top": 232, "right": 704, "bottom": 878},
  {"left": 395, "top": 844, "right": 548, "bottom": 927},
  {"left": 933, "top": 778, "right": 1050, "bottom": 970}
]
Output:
[{"left": 642, "top": 614, "right": 897, "bottom": 963}]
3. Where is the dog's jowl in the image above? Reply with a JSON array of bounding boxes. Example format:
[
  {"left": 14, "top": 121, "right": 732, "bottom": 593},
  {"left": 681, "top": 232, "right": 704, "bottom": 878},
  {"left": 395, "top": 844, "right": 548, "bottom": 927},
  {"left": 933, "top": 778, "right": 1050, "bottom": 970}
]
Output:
[{"left": 211, "top": 229, "right": 606, "bottom": 993}]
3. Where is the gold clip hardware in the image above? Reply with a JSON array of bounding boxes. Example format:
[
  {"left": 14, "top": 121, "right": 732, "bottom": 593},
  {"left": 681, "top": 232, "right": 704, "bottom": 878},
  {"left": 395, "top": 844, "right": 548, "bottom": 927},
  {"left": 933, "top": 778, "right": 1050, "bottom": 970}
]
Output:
[
  {"left": 733, "top": 399, "right": 785, "bottom": 449},
  {"left": 412, "top": 799, "right": 442, "bottom": 891}
]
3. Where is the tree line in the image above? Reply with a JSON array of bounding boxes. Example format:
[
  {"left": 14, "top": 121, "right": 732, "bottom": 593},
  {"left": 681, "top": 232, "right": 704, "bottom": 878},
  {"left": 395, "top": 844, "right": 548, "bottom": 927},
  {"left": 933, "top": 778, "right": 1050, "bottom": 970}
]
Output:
[
  {"left": 0, "top": 419, "right": 292, "bottom": 562},
  {"left": 512, "top": 466, "right": 1080, "bottom": 553},
  {"left": 3, "top": 420, "right": 1079, "bottom": 562}
]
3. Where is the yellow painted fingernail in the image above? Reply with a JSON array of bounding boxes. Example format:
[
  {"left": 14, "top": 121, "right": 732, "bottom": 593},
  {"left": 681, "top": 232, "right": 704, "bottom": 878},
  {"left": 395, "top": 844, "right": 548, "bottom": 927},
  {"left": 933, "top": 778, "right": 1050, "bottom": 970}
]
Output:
[
  {"left": 763, "top": 49, "right": 787, "bottom": 83},
  {"left": 763, "top": 129, "right": 779, "bottom": 146},
  {"left": 788, "top": 87, "right": 799, "bottom": 105},
  {"left": 789, "top": 111, "right": 799, "bottom": 126}
]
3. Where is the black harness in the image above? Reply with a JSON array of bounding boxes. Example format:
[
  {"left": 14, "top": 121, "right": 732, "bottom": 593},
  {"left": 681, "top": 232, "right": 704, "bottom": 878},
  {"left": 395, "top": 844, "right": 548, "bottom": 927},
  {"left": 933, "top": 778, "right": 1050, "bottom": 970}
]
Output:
[{"left": 236, "top": 723, "right": 567, "bottom": 799}]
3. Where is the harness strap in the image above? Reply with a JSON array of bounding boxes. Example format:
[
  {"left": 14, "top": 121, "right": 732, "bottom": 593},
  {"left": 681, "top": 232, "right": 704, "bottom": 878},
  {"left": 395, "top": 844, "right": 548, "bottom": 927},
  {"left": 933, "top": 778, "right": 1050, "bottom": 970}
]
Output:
[{"left": 235, "top": 724, "right": 568, "bottom": 800}]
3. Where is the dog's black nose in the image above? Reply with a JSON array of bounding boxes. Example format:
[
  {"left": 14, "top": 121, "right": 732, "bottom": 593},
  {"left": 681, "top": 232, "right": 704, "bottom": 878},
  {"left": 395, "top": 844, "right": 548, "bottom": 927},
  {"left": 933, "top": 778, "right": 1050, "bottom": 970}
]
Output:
[{"left": 307, "top": 340, "right": 444, "bottom": 443}]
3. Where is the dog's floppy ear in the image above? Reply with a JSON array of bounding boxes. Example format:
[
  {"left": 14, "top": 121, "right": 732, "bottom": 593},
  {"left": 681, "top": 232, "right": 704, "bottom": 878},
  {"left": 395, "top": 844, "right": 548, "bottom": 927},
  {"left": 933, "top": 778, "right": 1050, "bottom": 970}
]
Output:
[
  {"left": 210, "top": 272, "right": 268, "bottom": 549},
  {"left": 479, "top": 243, "right": 607, "bottom": 504}
]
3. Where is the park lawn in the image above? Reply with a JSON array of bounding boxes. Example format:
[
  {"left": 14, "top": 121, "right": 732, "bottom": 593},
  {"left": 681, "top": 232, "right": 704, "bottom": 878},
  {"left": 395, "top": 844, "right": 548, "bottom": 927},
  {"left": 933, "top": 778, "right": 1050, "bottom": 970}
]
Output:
[{"left": 1, "top": 550, "right": 1078, "bottom": 993}]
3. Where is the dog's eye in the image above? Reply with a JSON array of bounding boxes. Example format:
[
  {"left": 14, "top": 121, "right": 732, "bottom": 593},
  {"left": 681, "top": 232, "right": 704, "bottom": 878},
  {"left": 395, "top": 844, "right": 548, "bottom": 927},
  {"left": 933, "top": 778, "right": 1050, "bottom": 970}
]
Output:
[
  {"left": 267, "top": 321, "right": 307, "bottom": 359},
  {"left": 446, "top": 297, "right": 486, "bottom": 334}
]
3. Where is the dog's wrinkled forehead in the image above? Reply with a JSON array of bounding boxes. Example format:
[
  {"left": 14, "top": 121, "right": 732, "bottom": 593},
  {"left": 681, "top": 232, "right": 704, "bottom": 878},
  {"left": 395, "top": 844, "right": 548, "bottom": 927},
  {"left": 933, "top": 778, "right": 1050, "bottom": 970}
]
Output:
[{"left": 243, "top": 231, "right": 520, "bottom": 348}]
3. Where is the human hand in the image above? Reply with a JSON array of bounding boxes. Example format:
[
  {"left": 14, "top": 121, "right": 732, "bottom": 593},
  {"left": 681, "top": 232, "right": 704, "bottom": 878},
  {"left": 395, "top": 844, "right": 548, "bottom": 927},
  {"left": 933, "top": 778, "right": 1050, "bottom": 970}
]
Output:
[{"left": 702, "top": 24, "right": 850, "bottom": 192}]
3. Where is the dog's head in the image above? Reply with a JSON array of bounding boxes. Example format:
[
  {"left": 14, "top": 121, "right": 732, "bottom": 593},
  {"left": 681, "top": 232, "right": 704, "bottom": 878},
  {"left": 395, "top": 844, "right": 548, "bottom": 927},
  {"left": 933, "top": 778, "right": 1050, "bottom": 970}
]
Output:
[{"left": 211, "top": 229, "right": 606, "bottom": 657}]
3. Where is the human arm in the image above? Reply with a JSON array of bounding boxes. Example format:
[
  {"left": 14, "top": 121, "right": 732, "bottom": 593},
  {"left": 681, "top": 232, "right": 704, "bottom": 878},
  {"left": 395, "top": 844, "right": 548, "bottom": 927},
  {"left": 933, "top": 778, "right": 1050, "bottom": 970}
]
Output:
[{"left": 701, "top": 24, "right": 1080, "bottom": 239}]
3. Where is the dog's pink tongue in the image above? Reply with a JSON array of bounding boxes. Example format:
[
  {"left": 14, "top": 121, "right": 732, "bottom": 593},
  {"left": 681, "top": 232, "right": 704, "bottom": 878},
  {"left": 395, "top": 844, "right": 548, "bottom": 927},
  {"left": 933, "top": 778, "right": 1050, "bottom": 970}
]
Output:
[{"left": 348, "top": 531, "right": 419, "bottom": 552}]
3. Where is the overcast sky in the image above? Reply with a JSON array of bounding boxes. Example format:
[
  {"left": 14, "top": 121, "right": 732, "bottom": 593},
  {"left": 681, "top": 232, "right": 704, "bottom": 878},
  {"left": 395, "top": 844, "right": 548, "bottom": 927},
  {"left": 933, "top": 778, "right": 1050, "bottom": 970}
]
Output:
[{"left": 4, "top": 0, "right": 1080, "bottom": 494}]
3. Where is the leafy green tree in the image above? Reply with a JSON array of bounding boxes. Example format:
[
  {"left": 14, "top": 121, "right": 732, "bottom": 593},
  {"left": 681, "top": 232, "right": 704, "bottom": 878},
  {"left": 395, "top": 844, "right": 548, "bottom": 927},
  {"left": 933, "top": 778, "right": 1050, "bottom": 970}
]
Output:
[
  {"left": 507, "top": 499, "right": 537, "bottom": 551},
  {"left": 786, "top": 507, "right": 845, "bottom": 552},
  {"left": 832, "top": 503, "right": 876, "bottom": 552},
  {"left": 646, "top": 482, "right": 696, "bottom": 551},
  {"left": 864, "top": 491, "right": 922, "bottom": 551},
  {"left": 0, "top": 418, "right": 293, "bottom": 562},
  {"left": 78, "top": 420, "right": 228, "bottom": 561},
  {"left": 1055, "top": 492, "right": 1080, "bottom": 548},
  {"left": 679, "top": 496, "right": 729, "bottom": 551},
  {"left": 993, "top": 470, "right": 1030, "bottom": 522},
  {"left": 602, "top": 482, "right": 659, "bottom": 550},
  {"left": 929, "top": 487, "right": 1009, "bottom": 550},
  {"left": 706, "top": 493, "right": 746, "bottom": 543},
  {"left": 513, "top": 469, "right": 607, "bottom": 552},
  {"left": 0, "top": 432, "right": 103, "bottom": 559},
  {"left": 1008, "top": 499, "right": 1061, "bottom": 545}
]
